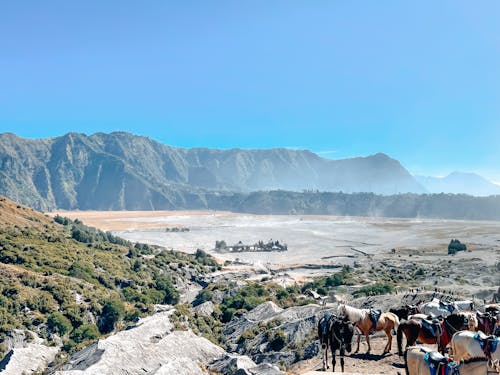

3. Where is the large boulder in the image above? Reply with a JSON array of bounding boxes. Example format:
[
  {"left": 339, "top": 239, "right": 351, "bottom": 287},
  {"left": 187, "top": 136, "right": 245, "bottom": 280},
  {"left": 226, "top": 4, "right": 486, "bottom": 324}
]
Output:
[
  {"left": 54, "top": 310, "right": 225, "bottom": 375},
  {"left": 0, "top": 330, "right": 59, "bottom": 375},
  {"left": 209, "top": 353, "right": 284, "bottom": 375},
  {"left": 223, "top": 302, "right": 336, "bottom": 367}
]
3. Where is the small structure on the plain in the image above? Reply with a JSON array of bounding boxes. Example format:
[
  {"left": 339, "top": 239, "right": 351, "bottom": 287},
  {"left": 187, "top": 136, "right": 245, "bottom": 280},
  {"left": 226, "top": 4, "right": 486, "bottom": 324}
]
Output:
[{"left": 214, "top": 239, "right": 287, "bottom": 253}]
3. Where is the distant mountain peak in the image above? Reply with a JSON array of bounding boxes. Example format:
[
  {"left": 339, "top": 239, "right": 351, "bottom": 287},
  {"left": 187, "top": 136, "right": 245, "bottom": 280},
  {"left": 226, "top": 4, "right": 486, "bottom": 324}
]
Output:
[{"left": 415, "top": 171, "right": 500, "bottom": 197}]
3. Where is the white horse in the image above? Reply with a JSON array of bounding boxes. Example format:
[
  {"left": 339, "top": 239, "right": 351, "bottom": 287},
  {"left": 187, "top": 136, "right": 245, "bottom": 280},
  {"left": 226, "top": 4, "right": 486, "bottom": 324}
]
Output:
[
  {"left": 450, "top": 330, "right": 500, "bottom": 371},
  {"left": 420, "top": 298, "right": 457, "bottom": 317},
  {"left": 453, "top": 300, "right": 475, "bottom": 311},
  {"left": 405, "top": 345, "right": 492, "bottom": 375}
]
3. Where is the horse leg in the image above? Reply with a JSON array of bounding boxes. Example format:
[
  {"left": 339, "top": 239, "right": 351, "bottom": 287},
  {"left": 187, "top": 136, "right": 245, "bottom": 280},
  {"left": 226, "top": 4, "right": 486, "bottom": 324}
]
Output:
[
  {"left": 331, "top": 349, "right": 336, "bottom": 372},
  {"left": 340, "top": 347, "right": 345, "bottom": 373},
  {"left": 365, "top": 330, "right": 371, "bottom": 354},
  {"left": 325, "top": 342, "right": 329, "bottom": 369},
  {"left": 384, "top": 328, "right": 392, "bottom": 354},
  {"left": 354, "top": 330, "right": 361, "bottom": 353},
  {"left": 321, "top": 343, "right": 326, "bottom": 371}
]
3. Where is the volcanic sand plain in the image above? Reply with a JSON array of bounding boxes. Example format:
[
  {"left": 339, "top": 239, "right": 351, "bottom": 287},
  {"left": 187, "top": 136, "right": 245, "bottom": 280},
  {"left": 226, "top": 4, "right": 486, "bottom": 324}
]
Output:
[{"left": 51, "top": 210, "right": 500, "bottom": 295}]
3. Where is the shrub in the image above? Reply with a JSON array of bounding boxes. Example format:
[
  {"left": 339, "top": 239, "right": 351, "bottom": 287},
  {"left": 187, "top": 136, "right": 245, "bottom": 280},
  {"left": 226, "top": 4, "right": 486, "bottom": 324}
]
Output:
[
  {"left": 47, "top": 312, "right": 72, "bottom": 335},
  {"left": 268, "top": 330, "right": 287, "bottom": 351},
  {"left": 98, "top": 299, "right": 125, "bottom": 334},
  {"left": 71, "top": 324, "right": 99, "bottom": 343},
  {"left": 154, "top": 274, "right": 179, "bottom": 305},
  {"left": 448, "top": 239, "right": 466, "bottom": 254},
  {"left": 353, "top": 283, "right": 395, "bottom": 297}
]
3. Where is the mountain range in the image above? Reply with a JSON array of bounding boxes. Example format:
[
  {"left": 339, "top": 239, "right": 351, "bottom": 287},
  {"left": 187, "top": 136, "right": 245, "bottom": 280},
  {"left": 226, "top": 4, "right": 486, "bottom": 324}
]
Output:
[
  {"left": 415, "top": 172, "right": 500, "bottom": 196},
  {"left": 0, "top": 132, "right": 426, "bottom": 210},
  {"left": 0, "top": 131, "right": 498, "bottom": 214}
]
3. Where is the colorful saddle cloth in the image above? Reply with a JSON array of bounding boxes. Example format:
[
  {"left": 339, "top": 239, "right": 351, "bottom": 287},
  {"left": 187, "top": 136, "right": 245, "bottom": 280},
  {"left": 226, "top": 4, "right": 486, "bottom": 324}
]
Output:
[
  {"left": 423, "top": 351, "right": 459, "bottom": 375},
  {"left": 473, "top": 333, "right": 499, "bottom": 358}
]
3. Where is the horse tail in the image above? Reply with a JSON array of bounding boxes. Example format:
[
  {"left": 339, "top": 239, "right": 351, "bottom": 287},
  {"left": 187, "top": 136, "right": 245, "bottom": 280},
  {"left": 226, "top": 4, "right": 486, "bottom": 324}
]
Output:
[
  {"left": 391, "top": 312, "right": 400, "bottom": 332},
  {"left": 403, "top": 347, "right": 409, "bottom": 375},
  {"left": 397, "top": 321, "right": 405, "bottom": 356}
]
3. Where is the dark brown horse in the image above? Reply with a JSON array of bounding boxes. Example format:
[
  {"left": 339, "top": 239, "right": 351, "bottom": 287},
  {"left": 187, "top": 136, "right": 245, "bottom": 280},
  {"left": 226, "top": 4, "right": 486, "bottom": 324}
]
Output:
[
  {"left": 397, "top": 313, "right": 468, "bottom": 355},
  {"left": 476, "top": 311, "right": 498, "bottom": 335},
  {"left": 389, "top": 304, "right": 420, "bottom": 321},
  {"left": 317, "top": 313, "right": 354, "bottom": 372}
]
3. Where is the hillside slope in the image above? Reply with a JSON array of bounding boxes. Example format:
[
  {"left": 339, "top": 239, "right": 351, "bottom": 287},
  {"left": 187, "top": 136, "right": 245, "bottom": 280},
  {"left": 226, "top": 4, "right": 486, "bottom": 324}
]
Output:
[
  {"left": 0, "top": 132, "right": 424, "bottom": 210},
  {"left": 0, "top": 195, "right": 216, "bottom": 357}
]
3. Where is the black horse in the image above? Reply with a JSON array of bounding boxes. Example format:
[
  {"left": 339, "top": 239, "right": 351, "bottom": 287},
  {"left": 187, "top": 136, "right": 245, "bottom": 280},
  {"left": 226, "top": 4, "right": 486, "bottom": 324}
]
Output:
[
  {"left": 317, "top": 313, "right": 354, "bottom": 372},
  {"left": 389, "top": 304, "right": 420, "bottom": 321}
]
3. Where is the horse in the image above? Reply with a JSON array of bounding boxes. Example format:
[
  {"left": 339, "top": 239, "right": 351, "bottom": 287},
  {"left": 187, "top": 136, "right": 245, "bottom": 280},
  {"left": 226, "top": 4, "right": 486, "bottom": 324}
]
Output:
[
  {"left": 397, "top": 313, "right": 469, "bottom": 355},
  {"left": 453, "top": 300, "right": 475, "bottom": 311},
  {"left": 318, "top": 312, "right": 334, "bottom": 371},
  {"left": 450, "top": 330, "right": 500, "bottom": 370},
  {"left": 390, "top": 304, "right": 420, "bottom": 321},
  {"left": 317, "top": 312, "right": 354, "bottom": 372},
  {"left": 475, "top": 311, "right": 498, "bottom": 335},
  {"left": 404, "top": 346, "right": 491, "bottom": 375},
  {"left": 420, "top": 298, "right": 457, "bottom": 317},
  {"left": 328, "top": 315, "right": 354, "bottom": 372},
  {"left": 484, "top": 304, "right": 500, "bottom": 314},
  {"left": 338, "top": 304, "right": 399, "bottom": 354}
]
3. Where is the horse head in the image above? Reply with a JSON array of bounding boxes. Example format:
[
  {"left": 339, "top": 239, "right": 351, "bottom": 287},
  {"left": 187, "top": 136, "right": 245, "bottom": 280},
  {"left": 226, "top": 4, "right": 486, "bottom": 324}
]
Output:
[{"left": 337, "top": 304, "right": 346, "bottom": 317}]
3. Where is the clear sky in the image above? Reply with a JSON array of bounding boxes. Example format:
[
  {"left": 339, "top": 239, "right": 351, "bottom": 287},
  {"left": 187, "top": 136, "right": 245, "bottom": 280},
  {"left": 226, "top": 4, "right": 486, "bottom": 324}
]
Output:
[{"left": 1, "top": 1, "right": 499, "bottom": 181}]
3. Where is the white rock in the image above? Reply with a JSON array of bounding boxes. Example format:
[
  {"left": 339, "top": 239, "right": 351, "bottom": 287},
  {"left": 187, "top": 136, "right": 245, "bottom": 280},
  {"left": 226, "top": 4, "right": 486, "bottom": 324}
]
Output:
[
  {"left": 0, "top": 330, "right": 59, "bottom": 375},
  {"left": 55, "top": 310, "right": 225, "bottom": 375}
]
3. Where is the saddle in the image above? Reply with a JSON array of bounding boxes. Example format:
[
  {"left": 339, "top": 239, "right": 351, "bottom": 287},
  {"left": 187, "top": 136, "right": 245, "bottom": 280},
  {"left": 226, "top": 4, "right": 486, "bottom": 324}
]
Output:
[
  {"left": 369, "top": 309, "right": 381, "bottom": 331},
  {"left": 473, "top": 332, "right": 499, "bottom": 359},
  {"left": 420, "top": 348, "right": 453, "bottom": 375},
  {"left": 421, "top": 318, "right": 442, "bottom": 338},
  {"left": 438, "top": 300, "right": 455, "bottom": 313}
]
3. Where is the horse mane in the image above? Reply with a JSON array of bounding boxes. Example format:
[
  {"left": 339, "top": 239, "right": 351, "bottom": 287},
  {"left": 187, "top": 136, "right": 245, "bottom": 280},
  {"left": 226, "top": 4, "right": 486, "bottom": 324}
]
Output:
[{"left": 339, "top": 304, "right": 367, "bottom": 322}]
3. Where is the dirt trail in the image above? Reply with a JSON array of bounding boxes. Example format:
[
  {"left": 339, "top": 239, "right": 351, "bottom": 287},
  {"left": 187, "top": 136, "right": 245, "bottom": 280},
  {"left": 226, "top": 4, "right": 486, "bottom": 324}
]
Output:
[{"left": 291, "top": 336, "right": 429, "bottom": 375}]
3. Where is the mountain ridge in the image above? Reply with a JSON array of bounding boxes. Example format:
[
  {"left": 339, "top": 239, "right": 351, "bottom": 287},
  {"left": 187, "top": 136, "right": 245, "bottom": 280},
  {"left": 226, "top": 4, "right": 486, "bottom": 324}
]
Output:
[
  {"left": 415, "top": 171, "right": 500, "bottom": 197},
  {"left": 0, "top": 132, "right": 425, "bottom": 210}
]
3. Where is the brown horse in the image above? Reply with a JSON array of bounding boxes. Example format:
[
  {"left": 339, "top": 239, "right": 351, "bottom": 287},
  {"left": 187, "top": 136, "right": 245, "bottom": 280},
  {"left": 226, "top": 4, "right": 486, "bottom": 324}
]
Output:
[
  {"left": 338, "top": 304, "right": 399, "bottom": 354},
  {"left": 476, "top": 311, "right": 498, "bottom": 335},
  {"left": 397, "top": 313, "right": 468, "bottom": 355}
]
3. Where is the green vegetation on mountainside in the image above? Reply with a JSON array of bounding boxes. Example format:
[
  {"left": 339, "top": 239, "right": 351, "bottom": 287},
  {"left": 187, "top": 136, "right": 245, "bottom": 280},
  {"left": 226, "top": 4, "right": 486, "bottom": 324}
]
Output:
[{"left": 0, "top": 196, "right": 216, "bottom": 355}]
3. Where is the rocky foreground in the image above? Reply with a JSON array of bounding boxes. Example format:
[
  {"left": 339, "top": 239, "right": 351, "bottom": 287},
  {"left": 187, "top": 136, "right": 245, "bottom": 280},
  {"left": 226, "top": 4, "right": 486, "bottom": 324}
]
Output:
[{"left": 1, "top": 306, "right": 285, "bottom": 375}]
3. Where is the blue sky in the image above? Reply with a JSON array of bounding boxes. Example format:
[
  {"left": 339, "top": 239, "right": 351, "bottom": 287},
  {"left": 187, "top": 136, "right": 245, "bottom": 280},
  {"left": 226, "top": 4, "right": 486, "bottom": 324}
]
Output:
[{"left": 1, "top": 1, "right": 499, "bottom": 181}]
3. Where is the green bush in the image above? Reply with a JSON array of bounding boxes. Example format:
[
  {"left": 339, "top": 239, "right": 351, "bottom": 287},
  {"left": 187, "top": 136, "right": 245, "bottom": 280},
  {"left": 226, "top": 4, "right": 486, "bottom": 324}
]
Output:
[
  {"left": 154, "top": 274, "right": 179, "bottom": 304},
  {"left": 448, "top": 239, "right": 466, "bottom": 254},
  {"left": 98, "top": 299, "right": 125, "bottom": 334},
  {"left": 71, "top": 324, "right": 99, "bottom": 343},
  {"left": 47, "top": 312, "right": 72, "bottom": 335},
  {"left": 353, "top": 283, "right": 395, "bottom": 297}
]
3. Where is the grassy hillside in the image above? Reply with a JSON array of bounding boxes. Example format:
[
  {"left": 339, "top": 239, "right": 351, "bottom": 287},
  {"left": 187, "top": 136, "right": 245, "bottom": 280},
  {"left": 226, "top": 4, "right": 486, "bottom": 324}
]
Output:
[{"left": 0, "top": 195, "right": 217, "bottom": 355}]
